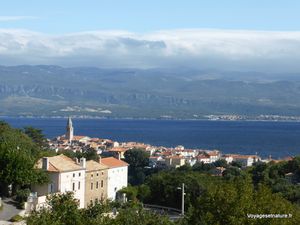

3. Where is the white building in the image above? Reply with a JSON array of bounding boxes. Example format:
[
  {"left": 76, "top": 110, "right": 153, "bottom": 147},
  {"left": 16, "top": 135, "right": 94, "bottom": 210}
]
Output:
[
  {"left": 205, "top": 150, "right": 221, "bottom": 163},
  {"left": 31, "top": 154, "right": 86, "bottom": 209},
  {"left": 223, "top": 154, "right": 261, "bottom": 167},
  {"left": 149, "top": 156, "right": 163, "bottom": 167},
  {"left": 196, "top": 154, "right": 211, "bottom": 164},
  {"left": 233, "top": 155, "right": 261, "bottom": 167},
  {"left": 66, "top": 117, "right": 74, "bottom": 142},
  {"left": 101, "top": 157, "right": 128, "bottom": 201}
]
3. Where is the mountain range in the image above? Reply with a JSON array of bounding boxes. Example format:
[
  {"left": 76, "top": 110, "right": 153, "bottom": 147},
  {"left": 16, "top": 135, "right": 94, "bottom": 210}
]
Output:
[{"left": 1, "top": 65, "right": 300, "bottom": 118}]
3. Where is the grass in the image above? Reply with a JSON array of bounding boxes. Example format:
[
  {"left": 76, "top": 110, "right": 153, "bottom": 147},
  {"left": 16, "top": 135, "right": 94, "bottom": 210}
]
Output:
[{"left": 10, "top": 214, "right": 23, "bottom": 222}]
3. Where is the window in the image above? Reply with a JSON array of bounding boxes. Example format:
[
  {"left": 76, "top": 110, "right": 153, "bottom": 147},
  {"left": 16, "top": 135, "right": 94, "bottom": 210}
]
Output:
[
  {"left": 91, "top": 173, "right": 93, "bottom": 178},
  {"left": 102, "top": 172, "right": 104, "bottom": 175},
  {"left": 79, "top": 172, "right": 81, "bottom": 177},
  {"left": 73, "top": 173, "right": 75, "bottom": 178},
  {"left": 78, "top": 182, "right": 80, "bottom": 190},
  {"left": 48, "top": 183, "right": 54, "bottom": 193},
  {"left": 96, "top": 181, "right": 99, "bottom": 189},
  {"left": 96, "top": 173, "right": 99, "bottom": 176},
  {"left": 101, "top": 180, "right": 103, "bottom": 188},
  {"left": 91, "top": 182, "right": 93, "bottom": 190},
  {"left": 72, "top": 183, "right": 75, "bottom": 191}
]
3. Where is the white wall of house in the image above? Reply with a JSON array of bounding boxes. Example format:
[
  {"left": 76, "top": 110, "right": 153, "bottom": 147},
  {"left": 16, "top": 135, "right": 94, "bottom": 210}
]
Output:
[
  {"left": 209, "top": 155, "right": 220, "bottom": 163},
  {"left": 107, "top": 166, "right": 128, "bottom": 200},
  {"left": 186, "top": 158, "right": 197, "bottom": 166},
  {"left": 32, "top": 172, "right": 59, "bottom": 197},
  {"left": 197, "top": 158, "right": 211, "bottom": 164},
  {"left": 223, "top": 156, "right": 233, "bottom": 164},
  {"left": 32, "top": 169, "right": 86, "bottom": 209},
  {"left": 59, "top": 170, "right": 86, "bottom": 208}
]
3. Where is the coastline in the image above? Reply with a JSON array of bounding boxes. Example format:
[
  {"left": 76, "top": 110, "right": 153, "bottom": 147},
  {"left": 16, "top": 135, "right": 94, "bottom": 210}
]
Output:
[{"left": 1, "top": 115, "right": 300, "bottom": 123}]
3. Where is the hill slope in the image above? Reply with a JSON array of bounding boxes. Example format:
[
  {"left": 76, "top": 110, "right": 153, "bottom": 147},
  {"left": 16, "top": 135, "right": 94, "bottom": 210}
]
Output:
[{"left": 1, "top": 65, "right": 300, "bottom": 118}]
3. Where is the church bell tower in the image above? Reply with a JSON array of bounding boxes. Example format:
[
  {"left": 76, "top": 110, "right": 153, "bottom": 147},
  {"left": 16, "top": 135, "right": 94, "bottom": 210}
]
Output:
[{"left": 66, "top": 117, "right": 74, "bottom": 142}]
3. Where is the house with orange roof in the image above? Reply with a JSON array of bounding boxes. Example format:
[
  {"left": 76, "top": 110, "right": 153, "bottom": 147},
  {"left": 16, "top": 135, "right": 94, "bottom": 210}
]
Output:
[
  {"left": 101, "top": 157, "right": 128, "bottom": 200},
  {"left": 108, "top": 147, "right": 129, "bottom": 159},
  {"left": 165, "top": 155, "right": 186, "bottom": 168},
  {"left": 72, "top": 135, "right": 91, "bottom": 143},
  {"left": 149, "top": 156, "right": 164, "bottom": 168},
  {"left": 196, "top": 154, "right": 211, "bottom": 164},
  {"left": 223, "top": 154, "right": 261, "bottom": 167},
  {"left": 31, "top": 154, "right": 86, "bottom": 209},
  {"left": 205, "top": 150, "right": 221, "bottom": 162}
]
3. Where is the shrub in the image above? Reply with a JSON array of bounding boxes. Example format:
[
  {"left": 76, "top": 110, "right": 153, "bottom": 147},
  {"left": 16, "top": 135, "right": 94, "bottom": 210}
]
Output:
[{"left": 10, "top": 214, "right": 23, "bottom": 222}]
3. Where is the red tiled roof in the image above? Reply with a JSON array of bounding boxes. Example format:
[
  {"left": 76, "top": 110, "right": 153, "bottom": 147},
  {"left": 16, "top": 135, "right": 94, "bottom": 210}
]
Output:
[
  {"left": 224, "top": 154, "right": 259, "bottom": 159},
  {"left": 206, "top": 151, "right": 220, "bottom": 156},
  {"left": 73, "top": 136, "right": 88, "bottom": 141},
  {"left": 109, "top": 147, "right": 129, "bottom": 152},
  {"left": 101, "top": 157, "right": 128, "bottom": 168},
  {"left": 36, "top": 154, "right": 83, "bottom": 172},
  {"left": 196, "top": 155, "right": 210, "bottom": 159}
]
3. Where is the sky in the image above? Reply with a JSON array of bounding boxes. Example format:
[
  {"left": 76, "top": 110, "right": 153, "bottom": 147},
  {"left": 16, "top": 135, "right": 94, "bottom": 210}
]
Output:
[{"left": 1, "top": 0, "right": 300, "bottom": 72}]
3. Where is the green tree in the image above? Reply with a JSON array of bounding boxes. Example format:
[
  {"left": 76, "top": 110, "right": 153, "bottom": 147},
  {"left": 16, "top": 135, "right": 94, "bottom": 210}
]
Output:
[
  {"left": 23, "top": 126, "right": 49, "bottom": 149},
  {"left": 192, "top": 162, "right": 215, "bottom": 173},
  {"left": 124, "top": 148, "right": 149, "bottom": 185},
  {"left": 182, "top": 178, "right": 300, "bottom": 225},
  {"left": 59, "top": 148, "right": 99, "bottom": 161},
  {"left": 145, "top": 170, "right": 217, "bottom": 209},
  {"left": 118, "top": 186, "right": 138, "bottom": 202},
  {"left": 231, "top": 161, "right": 243, "bottom": 168},
  {"left": 137, "top": 184, "right": 151, "bottom": 202},
  {"left": 223, "top": 167, "right": 245, "bottom": 180},
  {"left": 0, "top": 121, "right": 48, "bottom": 195},
  {"left": 213, "top": 159, "right": 228, "bottom": 168},
  {"left": 27, "top": 192, "right": 83, "bottom": 225},
  {"left": 27, "top": 192, "right": 174, "bottom": 225}
]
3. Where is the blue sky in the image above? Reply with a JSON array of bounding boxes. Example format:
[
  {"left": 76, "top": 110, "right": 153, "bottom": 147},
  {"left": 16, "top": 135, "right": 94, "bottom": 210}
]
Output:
[
  {"left": 1, "top": 0, "right": 300, "bottom": 33},
  {"left": 0, "top": 1, "right": 300, "bottom": 71}
]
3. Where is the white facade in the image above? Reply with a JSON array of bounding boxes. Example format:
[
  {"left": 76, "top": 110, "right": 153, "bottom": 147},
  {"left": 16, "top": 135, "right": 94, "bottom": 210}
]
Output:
[
  {"left": 31, "top": 155, "right": 86, "bottom": 209},
  {"left": 59, "top": 170, "right": 86, "bottom": 208},
  {"left": 197, "top": 157, "right": 211, "bottom": 164},
  {"left": 208, "top": 155, "right": 220, "bottom": 163},
  {"left": 233, "top": 157, "right": 259, "bottom": 167},
  {"left": 223, "top": 155, "right": 261, "bottom": 167},
  {"left": 223, "top": 156, "right": 234, "bottom": 164},
  {"left": 106, "top": 166, "right": 128, "bottom": 200}
]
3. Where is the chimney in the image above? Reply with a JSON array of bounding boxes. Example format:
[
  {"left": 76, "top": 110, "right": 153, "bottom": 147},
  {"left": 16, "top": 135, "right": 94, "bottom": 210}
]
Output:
[
  {"left": 75, "top": 158, "right": 79, "bottom": 164},
  {"left": 42, "top": 157, "right": 49, "bottom": 170},
  {"left": 98, "top": 156, "right": 102, "bottom": 164},
  {"left": 117, "top": 152, "right": 121, "bottom": 160},
  {"left": 80, "top": 157, "right": 86, "bottom": 168}
]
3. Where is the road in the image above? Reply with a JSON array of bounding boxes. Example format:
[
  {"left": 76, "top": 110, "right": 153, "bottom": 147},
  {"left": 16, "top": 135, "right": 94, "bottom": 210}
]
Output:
[{"left": 0, "top": 198, "right": 22, "bottom": 221}]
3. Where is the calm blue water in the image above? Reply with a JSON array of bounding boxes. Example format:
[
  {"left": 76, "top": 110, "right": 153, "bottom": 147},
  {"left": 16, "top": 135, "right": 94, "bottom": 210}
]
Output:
[{"left": 2, "top": 117, "right": 300, "bottom": 158}]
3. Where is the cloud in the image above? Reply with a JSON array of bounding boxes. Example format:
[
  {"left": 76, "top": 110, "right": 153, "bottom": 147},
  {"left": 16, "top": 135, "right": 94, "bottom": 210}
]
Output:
[
  {"left": 0, "top": 16, "right": 37, "bottom": 22},
  {"left": 0, "top": 29, "right": 300, "bottom": 72}
]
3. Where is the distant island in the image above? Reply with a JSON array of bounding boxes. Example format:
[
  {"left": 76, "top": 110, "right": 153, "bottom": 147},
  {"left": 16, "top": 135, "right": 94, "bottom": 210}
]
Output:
[
  {"left": 2, "top": 65, "right": 300, "bottom": 119},
  {"left": 2, "top": 114, "right": 300, "bottom": 122}
]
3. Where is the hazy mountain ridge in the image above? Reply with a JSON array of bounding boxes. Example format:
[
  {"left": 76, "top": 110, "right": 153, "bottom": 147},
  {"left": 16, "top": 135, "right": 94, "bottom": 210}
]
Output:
[{"left": 1, "top": 65, "right": 300, "bottom": 118}]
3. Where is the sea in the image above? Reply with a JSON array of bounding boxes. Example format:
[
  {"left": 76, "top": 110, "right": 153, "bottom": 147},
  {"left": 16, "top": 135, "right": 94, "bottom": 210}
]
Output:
[{"left": 2, "top": 117, "right": 300, "bottom": 159}]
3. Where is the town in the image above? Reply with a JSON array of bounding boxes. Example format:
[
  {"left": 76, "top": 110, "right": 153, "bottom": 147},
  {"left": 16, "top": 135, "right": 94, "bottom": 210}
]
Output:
[
  {"left": 21, "top": 117, "right": 289, "bottom": 212},
  {"left": 1, "top": 117, "right": 299, "bottom": 224}
]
